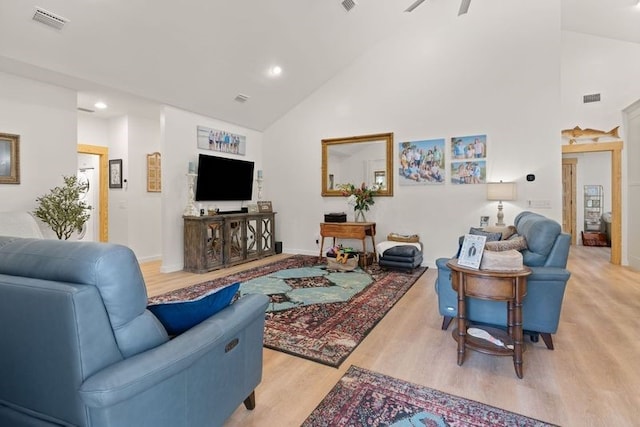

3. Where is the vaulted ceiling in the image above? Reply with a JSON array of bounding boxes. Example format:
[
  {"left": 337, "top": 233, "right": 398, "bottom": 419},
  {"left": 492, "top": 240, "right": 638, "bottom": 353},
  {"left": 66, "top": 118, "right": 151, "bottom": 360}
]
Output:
[{"left": 1, "top": 0, "right": 639, "bottom": 131}]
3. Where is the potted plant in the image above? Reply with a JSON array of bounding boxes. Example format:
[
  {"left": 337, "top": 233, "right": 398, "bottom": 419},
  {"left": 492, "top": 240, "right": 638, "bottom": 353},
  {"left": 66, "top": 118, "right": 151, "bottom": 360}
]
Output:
[
  {"left": 33, "top": 175, "right": 92, "bottom": 240},
  {"left": 337, "top": 182, "right": 379, "bottom": 222}
]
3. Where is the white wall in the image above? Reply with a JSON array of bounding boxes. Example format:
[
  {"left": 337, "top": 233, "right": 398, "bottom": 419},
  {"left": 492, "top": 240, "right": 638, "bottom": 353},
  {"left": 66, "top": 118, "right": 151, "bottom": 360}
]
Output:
[
  {"left": 160, "top": 106, "right": 264, "bottom": 272},
  {"left": 0, "top": 71, "right": 77, "bottom": 213},
  {"left": 78, "top": 113, "right": 162, "bottom": 260},
  {"left": 127, "top": 115, "right": 162, "bottom": 261},
  {"left": 264, "top": 2, "right": 562, "bottom": 266},
  {"left": 78, "top": 115, "right": 109, "bottom": 147},
  {"left": 561, "top": 31, "right": 640, "bottom": 263},
  {"left": 624, "top": 100, "right": 640, "bottom": 269},
  {"left": 107, "top": 116, "right": 129, "bottom": 246}
]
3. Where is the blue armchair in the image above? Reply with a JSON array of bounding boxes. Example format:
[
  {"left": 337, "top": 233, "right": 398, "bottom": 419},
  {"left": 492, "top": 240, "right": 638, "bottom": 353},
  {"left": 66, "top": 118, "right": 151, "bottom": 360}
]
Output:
[
  {"left": 435, "top": 211, "right": 571, "bottom": 349},
  {"left": 0, "top": 236, "right": 269, "bottom": 427}
]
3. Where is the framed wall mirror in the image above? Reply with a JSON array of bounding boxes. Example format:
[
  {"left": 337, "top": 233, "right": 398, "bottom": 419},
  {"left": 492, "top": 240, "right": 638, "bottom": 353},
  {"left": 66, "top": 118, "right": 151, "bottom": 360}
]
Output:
[{"left": 322, "top": 132, "right": 394, "bottom": 197}]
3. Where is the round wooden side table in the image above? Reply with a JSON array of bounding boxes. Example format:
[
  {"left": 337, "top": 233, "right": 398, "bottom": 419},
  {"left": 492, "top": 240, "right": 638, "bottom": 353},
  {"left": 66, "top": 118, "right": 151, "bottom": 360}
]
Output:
[{"left": 446, "top": 259, "right": 532, "bottom": 378}]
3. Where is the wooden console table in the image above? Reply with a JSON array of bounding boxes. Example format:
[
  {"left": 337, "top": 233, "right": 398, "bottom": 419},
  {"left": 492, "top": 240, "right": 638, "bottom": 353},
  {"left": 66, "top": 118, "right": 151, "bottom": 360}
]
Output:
[
  {"left": 184, "top": 212, "right": 276, "bottom": 273},
  {"left": 319, "top": 222, "right": 376, "bottom": 266},
  {"left": 446, "top": 259, "right": 531, "bottom": 378}
]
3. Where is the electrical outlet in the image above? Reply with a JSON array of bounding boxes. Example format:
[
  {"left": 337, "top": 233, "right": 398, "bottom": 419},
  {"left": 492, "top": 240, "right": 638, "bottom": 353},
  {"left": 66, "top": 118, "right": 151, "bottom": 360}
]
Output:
[{"left": 527, "top": 200, "right": 551, "bottom": 209}]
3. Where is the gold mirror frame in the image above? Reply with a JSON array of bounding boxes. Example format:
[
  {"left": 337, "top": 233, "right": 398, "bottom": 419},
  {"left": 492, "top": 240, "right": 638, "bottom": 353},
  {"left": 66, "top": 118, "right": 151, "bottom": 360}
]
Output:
[{"left": 321, "top": 132, "right": 394, "bottom": 197}]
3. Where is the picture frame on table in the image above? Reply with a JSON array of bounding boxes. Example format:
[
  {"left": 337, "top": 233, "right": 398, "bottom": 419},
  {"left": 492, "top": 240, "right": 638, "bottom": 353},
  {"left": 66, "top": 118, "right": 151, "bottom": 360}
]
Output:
[
  {"left": 109, "top": 159, "right": 123, "bottom": 189},
  {"left": 257, "top": 201, "right": 273, "bottom": 213},
  {"left": 0, "top": 133, "right": 20, "bottom": 184},
  {"left": 458, "top": 234, "right": 487, "bottom": 269}
]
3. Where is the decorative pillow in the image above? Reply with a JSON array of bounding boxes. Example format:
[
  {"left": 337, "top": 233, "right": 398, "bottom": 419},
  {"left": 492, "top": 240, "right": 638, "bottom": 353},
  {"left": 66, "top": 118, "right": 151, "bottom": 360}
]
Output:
[
  {"left": 482, "top": 225, "right": 517, "bottom": 241},
  {"left": 469, "top": 227, "right": 502, "bottom": 242},
  {"left": 485, "top": 236, "right": 528, "bottom": 252},
  {"left": 147, "top": 282, "right": 240, "bottom": 335}
]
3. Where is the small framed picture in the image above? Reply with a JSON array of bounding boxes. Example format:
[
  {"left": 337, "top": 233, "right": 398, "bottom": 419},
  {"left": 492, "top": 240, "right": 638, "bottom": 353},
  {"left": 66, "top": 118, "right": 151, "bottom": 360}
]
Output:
[
  {"left": 248, "top": 204, "right": 259, "bottom": 213},
  {"left": 458, "top": 234, "right": 487, "bottom": 269},
  {"left": 257, "top": 201, "right": 273, "bottom": 213},
  {"left": 109, "top": 159, "right": 123, "bottom": 189},
  {"left": 480, "top": 216, "right": 489, "bottom": 227},
  {"left": 0, "top": 132, "right": 20, "bottom": 184}
]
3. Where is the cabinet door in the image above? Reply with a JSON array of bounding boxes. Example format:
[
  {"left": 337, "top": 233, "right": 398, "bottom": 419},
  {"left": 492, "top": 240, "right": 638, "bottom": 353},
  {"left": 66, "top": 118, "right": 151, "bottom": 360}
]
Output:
[
  {"left": 225, "top": 217, "right": 246, "bottom": 265},
  {"left": 259, "top": 214, "right": 275, "bottom": 255},
  {"left": 206, "top": 219, "right": 224, "bottom": 269},
  {"left": 245, "top": 216, "right": 260, "bottom": 260}
]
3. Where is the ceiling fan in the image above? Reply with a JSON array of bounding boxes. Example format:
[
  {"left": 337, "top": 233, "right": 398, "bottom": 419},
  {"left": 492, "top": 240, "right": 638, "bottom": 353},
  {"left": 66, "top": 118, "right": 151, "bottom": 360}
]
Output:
[{"left": 405, "top": 0, "right": 471, "bottom": 16}]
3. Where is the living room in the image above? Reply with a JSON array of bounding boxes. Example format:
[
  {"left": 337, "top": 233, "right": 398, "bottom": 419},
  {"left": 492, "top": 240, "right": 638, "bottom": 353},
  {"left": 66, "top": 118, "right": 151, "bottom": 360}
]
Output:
[{"left": 1, "top": 1, "right": 640, "bottom": 425}]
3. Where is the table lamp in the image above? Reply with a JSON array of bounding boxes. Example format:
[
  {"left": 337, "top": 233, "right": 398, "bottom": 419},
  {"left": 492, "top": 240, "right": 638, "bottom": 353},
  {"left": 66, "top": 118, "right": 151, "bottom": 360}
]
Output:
[{"left": 487, "top": 181, "right": 517, "bottom": 226}]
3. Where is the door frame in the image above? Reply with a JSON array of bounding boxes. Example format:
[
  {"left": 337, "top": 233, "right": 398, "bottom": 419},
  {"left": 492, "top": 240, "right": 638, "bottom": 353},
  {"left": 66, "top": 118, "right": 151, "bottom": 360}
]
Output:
[
  {"left": 562, "top": 158, "right": 577, "bottom": 245},
  {"left": 562, "top": 141, "right": 623, "bottom": 265},
  {"left": 77, "top": 144, "right": 108, "bottom": 242}
]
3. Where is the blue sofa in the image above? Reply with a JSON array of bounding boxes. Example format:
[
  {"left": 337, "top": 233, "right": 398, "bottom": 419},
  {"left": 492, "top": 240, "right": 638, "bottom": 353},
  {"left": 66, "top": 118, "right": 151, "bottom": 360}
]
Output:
[
  {"left": 0, "top": 236, "right": 269, "bottom": 427},
  {"left": 435, "top": 211, "right": 571, "bottom": 349}
]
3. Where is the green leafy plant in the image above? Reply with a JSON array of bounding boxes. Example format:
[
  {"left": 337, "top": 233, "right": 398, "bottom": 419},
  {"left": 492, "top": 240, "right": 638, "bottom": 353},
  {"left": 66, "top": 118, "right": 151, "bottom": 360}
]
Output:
[{"left": 33, "top": 175, "right": 92, "bottom": 240}]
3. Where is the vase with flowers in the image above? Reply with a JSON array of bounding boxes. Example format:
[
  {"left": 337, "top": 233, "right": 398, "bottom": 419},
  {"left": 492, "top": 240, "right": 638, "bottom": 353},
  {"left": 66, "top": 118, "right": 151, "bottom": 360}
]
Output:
[{"left": 338, "top": 182, "right": 379, "bottom": 222}]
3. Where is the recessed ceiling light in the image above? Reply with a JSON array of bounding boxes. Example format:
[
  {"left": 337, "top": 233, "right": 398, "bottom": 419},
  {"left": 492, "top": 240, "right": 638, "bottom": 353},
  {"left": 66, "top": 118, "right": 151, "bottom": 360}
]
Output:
[
  {"left": 94, "top": 101, "right": 107, "bottom": 109},
  {"left": 270, "top": 65, "right": 283, "bottom": 76}
]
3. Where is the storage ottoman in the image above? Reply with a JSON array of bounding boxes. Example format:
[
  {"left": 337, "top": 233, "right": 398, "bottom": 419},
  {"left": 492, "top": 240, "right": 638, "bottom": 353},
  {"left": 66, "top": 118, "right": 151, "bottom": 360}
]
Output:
[{"left": 378, "top": 244, "right": 423, "bottom": 272}]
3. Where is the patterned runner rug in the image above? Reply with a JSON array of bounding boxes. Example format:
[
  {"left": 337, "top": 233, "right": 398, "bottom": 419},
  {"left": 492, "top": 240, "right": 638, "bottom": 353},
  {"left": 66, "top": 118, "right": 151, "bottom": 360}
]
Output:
[
  {"left": 150, "top": 255, "right": 426, "bottom": 367},
  {"left": 302, "top": 366, "right": 558, "bottom": 426}
]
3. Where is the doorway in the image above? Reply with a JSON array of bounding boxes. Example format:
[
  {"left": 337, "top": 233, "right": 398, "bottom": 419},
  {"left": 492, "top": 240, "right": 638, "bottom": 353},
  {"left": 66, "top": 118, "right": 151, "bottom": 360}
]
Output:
[
  {"left": 562, "top": 141, "right": 623, "bottom": 265},
  {"left": 77, "top": 144, "right": 108, "bottom": 242}
]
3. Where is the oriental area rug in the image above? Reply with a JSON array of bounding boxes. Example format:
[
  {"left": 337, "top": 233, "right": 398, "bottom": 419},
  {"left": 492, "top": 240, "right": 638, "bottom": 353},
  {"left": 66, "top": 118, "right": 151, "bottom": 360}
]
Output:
[
  {"left": 150, "top": 255, "right": 426, "bottom": 367},
  {"left": 302, "top": 366, "right": 558, "bottom": 427}
]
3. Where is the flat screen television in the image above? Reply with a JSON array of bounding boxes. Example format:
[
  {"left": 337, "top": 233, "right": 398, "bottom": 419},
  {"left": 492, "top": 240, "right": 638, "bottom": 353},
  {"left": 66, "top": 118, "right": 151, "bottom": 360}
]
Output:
[{"left": 195, "top": 154, "right": 255, "bottom": 201}]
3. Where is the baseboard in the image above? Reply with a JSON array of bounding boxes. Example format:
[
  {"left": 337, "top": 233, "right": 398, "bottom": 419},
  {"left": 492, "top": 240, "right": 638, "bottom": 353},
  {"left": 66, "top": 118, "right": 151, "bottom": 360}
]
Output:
[{"left": 160, "top": 262, "right": 184, "bottom": 273}]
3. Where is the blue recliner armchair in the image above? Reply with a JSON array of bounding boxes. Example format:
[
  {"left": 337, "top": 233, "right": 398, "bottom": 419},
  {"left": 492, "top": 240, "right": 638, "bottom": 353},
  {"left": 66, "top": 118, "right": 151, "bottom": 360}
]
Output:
[
  {"left": 0, "top": 236, "right": 269, "bottom": 427},
  {"left": 435, "top": 211, "right": 571, "bottom": 349}
]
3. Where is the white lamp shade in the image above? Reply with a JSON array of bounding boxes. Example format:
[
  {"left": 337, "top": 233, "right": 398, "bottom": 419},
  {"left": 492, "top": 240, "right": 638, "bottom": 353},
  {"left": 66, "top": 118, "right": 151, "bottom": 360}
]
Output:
[{"left": 487, "top": 182, "right": 517, "bottom": 201}]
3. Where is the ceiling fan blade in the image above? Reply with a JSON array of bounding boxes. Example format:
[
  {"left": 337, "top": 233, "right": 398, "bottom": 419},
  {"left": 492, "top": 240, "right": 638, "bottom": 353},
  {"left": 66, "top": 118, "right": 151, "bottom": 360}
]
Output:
[
  {"left": 458, "top": 0, "right": 471, "bottom": 15},
  {"left": 404, "top": 0, "right": 427, "bottom": 13}
]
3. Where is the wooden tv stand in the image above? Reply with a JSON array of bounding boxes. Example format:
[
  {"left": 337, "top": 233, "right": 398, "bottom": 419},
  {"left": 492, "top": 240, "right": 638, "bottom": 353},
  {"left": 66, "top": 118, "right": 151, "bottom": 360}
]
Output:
[{"left": 183, "top": 212, "right": 276, "bottom": 273}]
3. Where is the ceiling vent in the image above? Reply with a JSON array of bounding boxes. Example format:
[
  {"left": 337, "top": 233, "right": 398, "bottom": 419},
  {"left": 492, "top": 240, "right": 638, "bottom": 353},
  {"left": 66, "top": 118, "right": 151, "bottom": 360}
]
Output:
[
  {"left": 33, "top": 7, "right": 69, "bottom": 30},
  {"left": 341, "top": 0, "right": 357, "bottom": 12},
  {"left": 405, "top": 0, "right": 426, "bottom": 13},
  {"left": 234, "top": 94, "right": 250, "bottom": 103},
  {"left": 583, "top": 93, "right": 601, "bottom": 103},
  {"left": 77, "top": 107, "right": 95, "bottom": 113}
]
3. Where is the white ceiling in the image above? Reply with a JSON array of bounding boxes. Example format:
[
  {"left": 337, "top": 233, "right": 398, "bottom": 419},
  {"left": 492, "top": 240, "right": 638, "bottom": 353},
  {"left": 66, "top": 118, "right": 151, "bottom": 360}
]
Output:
[{"left": 1, "top": 0, "right": 639, "bottom": 131}]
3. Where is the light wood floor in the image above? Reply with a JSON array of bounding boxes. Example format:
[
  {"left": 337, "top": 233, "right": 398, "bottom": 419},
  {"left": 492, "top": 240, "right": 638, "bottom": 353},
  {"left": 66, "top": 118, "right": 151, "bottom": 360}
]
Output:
[{"left": 141, "top": 246, "right": 640, "bottom": 426}]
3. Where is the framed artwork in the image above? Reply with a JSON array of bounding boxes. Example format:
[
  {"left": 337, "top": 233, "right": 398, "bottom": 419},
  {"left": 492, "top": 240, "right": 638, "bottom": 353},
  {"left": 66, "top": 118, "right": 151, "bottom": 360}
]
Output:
[
  {"left": 398, "top": 138, "right": 445, "bottom": 185},
  {"left": 257, "top": 201, "right": 273, "bottom": 213},
  {"left": 146, "top": 152, "right": 161, "bottom": 192},
  {"left": 109, "top": 159, "right": 123, "bottom": 189},
  {"left": 458, "top": 234, "right": 487, "bottom": 269},
  {"left": 480, "top": 216, "right": 490, "bottom": 227},
  {"left": 450, "top": 160, "right": 486, "bottom": 184},
  {"left": 248, "top": 204, "right": 259, "bottom": 213},
  {"left": 451, "top": 134, "right": 486, "bottom": 160},
  {"left": 0, "top": 133, "right": 20, "bottom": 184},
  {"left": 450, "top": 134, "right": 487, "bottom": 185},
  {"left": 197, "top": 125, "right": 246, "bottom": 155}
]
